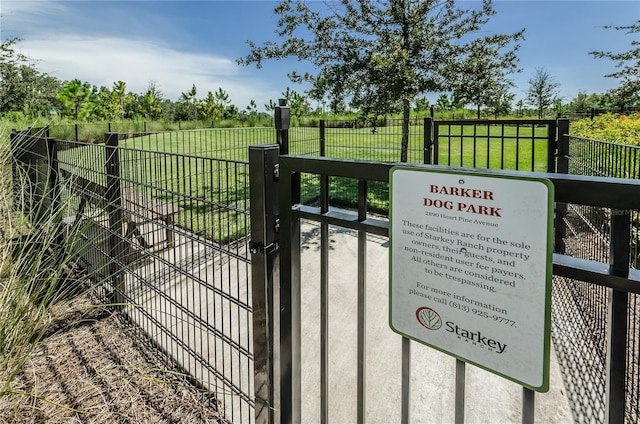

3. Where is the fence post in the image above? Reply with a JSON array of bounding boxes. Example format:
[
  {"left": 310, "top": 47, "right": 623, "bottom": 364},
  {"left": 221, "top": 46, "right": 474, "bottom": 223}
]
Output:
[
  {"left": 433, "top": 122, "right": 440, "bottom": 165},
  {"left": 554, "top": 119, "right": 570, "bottom": 253},
  {"left": 275, "top": 99, "right": 290, "bottom": 155},
  {"left": 249, "top": 145, "right": 281, "bottom": 424},
  {"left": 104, "top": 132, "right": 125, "bottom": 305},
  {"left": 319, "top": 119, "right": 325, "bottom": 157},
  {"left": 423, "top": 117, "right": 432, "bottom": 164},
  {"left": 605, "top": 211, "right": 631, "bottom": 423}
]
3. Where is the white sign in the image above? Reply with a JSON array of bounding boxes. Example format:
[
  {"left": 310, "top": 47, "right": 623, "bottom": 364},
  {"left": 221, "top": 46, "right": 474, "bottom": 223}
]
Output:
[{"left": 389, "top": 167, "right": 552, "bottom": 392}]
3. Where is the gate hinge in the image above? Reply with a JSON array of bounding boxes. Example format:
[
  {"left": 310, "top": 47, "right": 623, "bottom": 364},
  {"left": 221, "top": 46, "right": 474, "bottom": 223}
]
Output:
[
  {"left": 273, "top": 163, "right": 280, "bottom": 180},
  {"left": 249, "top": 241, "right": 279, "bottom": 255}
]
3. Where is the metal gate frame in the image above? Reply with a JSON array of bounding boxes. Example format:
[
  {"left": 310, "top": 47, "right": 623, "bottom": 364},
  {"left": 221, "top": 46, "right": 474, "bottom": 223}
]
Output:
[{"left": 250, "top": 146, "right": 640, "bottom": 424}]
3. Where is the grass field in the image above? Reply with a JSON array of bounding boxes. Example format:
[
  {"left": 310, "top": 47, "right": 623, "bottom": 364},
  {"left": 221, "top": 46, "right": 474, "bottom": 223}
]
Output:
[{"left": 52, "top": 123, "right": 552, "bottom": 241}]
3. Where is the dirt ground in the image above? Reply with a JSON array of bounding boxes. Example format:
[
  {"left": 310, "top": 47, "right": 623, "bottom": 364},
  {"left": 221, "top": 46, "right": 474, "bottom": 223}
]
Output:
[{"left": 0, "top": 292, "right": 230, "bottom": 424}]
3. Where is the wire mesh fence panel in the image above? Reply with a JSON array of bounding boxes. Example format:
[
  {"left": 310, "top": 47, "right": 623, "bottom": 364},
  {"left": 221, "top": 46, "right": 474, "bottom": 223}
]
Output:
[
  {"left": 289, "top": 126, "right": 321, "bottom": 156},
  {"left": 51, "top": 133, "right": 255, "bottom": 423},
  {"left": 114, "top": 143, "right": 254, "bottom": 423},
  {"left": 554, "top": 134, "right": 640, "bottom": 422}
]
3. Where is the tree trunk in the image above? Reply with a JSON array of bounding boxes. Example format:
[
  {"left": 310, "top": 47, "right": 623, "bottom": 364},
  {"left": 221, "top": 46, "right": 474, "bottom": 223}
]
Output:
[
  {"left": 477, "top": 104, "right": 481, "bottom": 119},
  {"left": 400, "top": 99, "right": 410, "bottom": 163}
]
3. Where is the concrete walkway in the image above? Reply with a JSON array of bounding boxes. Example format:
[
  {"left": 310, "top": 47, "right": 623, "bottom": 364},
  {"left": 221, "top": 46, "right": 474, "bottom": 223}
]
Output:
[
  {"left": 120, "top": 219, "right": 573, "bottom": 423},
  {"left": 297, "top": 221, "right": 573, "bottom": 423}
]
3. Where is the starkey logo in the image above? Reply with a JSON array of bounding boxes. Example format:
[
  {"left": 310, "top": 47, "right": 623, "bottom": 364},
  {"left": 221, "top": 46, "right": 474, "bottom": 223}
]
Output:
[{"left": 416, "top": 307, "right": 508, "bottom": 354}]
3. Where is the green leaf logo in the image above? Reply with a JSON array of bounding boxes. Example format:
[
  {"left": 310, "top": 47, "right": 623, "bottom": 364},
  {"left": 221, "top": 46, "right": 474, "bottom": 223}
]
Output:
[{"left": 416, "top": 307, "right": 442, "bottom": 330}]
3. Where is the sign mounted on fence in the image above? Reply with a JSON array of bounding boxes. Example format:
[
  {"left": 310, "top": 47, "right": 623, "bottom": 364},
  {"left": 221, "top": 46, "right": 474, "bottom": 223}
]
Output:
[{"left": 389, "top": 167, "right": 553, "bottom": 392}]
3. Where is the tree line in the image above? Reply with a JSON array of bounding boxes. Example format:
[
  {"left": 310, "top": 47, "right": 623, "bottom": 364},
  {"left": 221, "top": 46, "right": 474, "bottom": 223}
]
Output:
[
  {"left": 0, "top": 38, "right": 278, "bottom": 123},
  {"left": 1, "top": 6, "right": 638, "bottom": 127}
]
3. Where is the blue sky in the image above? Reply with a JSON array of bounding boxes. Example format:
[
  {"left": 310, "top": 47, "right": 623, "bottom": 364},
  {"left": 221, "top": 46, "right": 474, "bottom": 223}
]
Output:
[{"left": 2, "top": 1, "right": 639, "bottom": 112}]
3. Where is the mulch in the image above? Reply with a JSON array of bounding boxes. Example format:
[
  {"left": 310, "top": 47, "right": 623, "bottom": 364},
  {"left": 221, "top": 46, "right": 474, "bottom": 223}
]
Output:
[{"left": 0, "top": 294, "right": 231, "bottom": 424}]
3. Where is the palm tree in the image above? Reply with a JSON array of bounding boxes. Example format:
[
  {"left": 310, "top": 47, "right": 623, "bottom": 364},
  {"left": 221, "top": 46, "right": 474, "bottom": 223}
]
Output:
[
  {"left": 180, "top": 84, "right": 198, "bottom": 120},
  {"left": 56, "top": 79, "right": 91, "bottom": 120},
  {"left": 112, "top": 80, "right": 127, "bottom": 119}
]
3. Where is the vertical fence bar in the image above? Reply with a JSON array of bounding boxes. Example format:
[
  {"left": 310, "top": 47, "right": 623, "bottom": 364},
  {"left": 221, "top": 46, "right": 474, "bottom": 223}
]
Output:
[
  {"left": 47, "top": 138, "right": 61, "bottom": 241},
  {"left": 605, "top": 210, "right": 631, "bottom": 423},
  {"left": 550, "top": 120, "right": 563, "bottom": 173},
  {"left": 555, "top": 120, "right": 570, "bottom": 254},
  {"left": 433, "top": 124, "right": 439, "bottom": 165},
  {"left": 249, "top": 145, "right": 281, "bottom": 424},
  {"left": 357, "top": 179, "right": 367, "bottom": 424},
  {"left": 319, "top": 119, "right": 330, "bottom": 424},
  {"left": 423, "top": 118, "right": 432, "bottom": 165},
  {"left": 320, "top": 120, "right": 326, "bottom": 158},
  {"left": 455, "top": 359, "right": 465, "bottom": 424},
  {"left": 401, "top": 337, "right": 410, "bottom": 424},
  {"left": 104, "top": 132, "right": 124, "bottom": 305},
  {"left": 278, "top": 156, "right": 301, "bottom": 424},
  {"left": 522, "top": 388, "right": 535, "bottom": 424}
]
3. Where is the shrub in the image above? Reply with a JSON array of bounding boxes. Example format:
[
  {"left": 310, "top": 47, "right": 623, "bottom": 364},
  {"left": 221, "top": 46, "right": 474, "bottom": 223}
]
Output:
[{"left": 571, "top": 113, "right": 640, "bottom": 145}]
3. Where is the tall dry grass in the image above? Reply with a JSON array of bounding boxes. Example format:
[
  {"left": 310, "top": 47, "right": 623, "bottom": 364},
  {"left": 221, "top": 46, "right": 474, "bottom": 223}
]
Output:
[{"left": 0, "top": 124, "right": 93, "bottom": 399}]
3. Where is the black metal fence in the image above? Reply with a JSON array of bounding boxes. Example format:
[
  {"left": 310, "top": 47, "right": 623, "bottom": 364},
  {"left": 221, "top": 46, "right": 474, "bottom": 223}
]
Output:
[
  {"left": 11, "top": 128, "right": 260, "bottom": 423},
  {"left": 254, "top": 150, "right": 640, "bottom": 423},
  {"left": 292, "top": 118, "right": 558, "bottom": 214},
  {"left": 559, "top": 106, "right": 640, "bottom": 121},
  {"left": 11, "top": 118, "right": 640, "bottom": 423},
  {"left": 45, "top": 120, "right": 266, "bottom": 142},
  {"left": 552, "top": 133, "right": 640, "bottom": 422}
]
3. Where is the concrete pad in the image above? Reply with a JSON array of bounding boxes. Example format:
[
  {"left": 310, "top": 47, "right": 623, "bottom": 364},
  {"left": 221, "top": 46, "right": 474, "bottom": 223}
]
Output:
[
  {"left": 298, "top": 221, "right": 573, "bottom": 423},
  {"left": 119, "top": 218, "right": 573, "bottom": 423}
]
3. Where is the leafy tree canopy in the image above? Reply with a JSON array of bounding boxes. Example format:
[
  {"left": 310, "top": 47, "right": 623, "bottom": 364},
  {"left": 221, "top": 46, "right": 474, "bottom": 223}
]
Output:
[
  {"left": 238, "top": 0, "right": 523, "bottom": 161},
  {"left": 526, "top": 68, "right": 559, "bottom": 119},
  {"left": 590, "top": 20, "right": 640, "bottom": 107}
]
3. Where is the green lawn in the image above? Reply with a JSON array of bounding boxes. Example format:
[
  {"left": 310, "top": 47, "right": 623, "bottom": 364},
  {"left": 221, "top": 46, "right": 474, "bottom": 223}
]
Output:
[{"left": 55, "top": 123, "right": 554, "bottom": 241}]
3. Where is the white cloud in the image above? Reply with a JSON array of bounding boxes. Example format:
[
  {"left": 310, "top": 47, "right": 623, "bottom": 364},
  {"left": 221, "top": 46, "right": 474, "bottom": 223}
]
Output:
[{"left": 19, "top": 34, "right": 281, "bottom": 108}]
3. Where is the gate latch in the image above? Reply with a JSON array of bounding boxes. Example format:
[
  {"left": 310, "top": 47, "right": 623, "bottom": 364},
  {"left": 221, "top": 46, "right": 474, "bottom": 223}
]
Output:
[{"left": 249, "top": 241, "right": 279, "bottom": 255}]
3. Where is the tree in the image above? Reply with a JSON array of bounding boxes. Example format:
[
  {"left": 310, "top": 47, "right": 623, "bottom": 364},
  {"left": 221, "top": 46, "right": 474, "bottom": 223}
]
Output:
[
  {"left": 56, "top": 79, "right": 92, "bottom": 120},
  {"left": 590, "top": 20, "right": 640, "bottom": 107},
  {"left": 485, "top": 84, "right": 514, "bottom": 118},
  {"left": 140, "top": 81, "right": 163, "bottom": 120},
  {"left": 514, "top": 99, "right": 526, "bottom": 117},
  {"left": 0, "top": 37, "right": 62, "bottom": 117},
  {"left": 238, "top": 0, "right": 523, "bottom": 162},
  {"left": 568, "top": 91, "right": 592, "bottom": 113},
  {"left": 282, "top": 87, "right": 310, "bottom": 121},
  {"left": 180, "top": 84, "right": 198, "bottom": 120},
  {"left": 414, "top": 97, "right": 430, "bottom": 113},
  {"left": 526, "top": 68, "right": 560, "bottom": 119},
  {"left": 199, "top": 91, "right": 224, "bottom": 121},
  {"left": 111, "top": 80, "right": 132, "bottom": 119},
  {"left": 435, "top": 94, "right": 452, "bottom": 111},
  {"left": 450, "top": 34, "right": 523, "bottom": 118},
  {"left": 264, "top": 99, "right": 277, "bottom": 113},
  {"left": 246, "top": 99, "right": 258, "bottom": 116}
]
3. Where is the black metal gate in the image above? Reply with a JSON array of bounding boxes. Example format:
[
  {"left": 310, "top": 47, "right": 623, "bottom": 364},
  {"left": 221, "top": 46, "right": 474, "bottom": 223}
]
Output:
[{"left": 249, "top": 134, "right": 640, "bottom": 423}]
